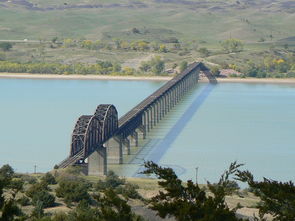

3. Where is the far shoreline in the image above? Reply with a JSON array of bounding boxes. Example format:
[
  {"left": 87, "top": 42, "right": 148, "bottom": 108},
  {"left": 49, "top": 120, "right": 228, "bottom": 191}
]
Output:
[{"left": 0, "top": 72, "right": 295, "bottom": 84}]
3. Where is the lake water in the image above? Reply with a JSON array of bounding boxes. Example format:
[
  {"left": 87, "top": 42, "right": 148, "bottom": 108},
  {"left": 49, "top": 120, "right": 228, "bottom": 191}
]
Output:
[{"left": 1, "top": 78, "right": 295, "bottom": 184}]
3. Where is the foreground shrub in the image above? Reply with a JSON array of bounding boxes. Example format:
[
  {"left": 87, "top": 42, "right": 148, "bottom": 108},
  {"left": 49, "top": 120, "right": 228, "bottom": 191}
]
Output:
[
  {"left": 26, "top": 182, "right": 50, "bottom": 198},
  {"left": 116, "top": 183, "right": 142, "bottom": 200},
  {"left": 142, "top": 161, "right": 244, "bottom": 221},
  {"left": 236, "top": 170, "right": 295, "bottom": 220},
  {"left": 32, "top": 191, "right": 55, "bottom": 208},
  {"left": 41, "top": 173, "right": 57, "bottom": 185},
  {"left": 56, "top": 178, "right": 91, "bottom": 205},
  {"left": 18, "top": 196, "right": 30, "bottom": 206},
  {"left": 95, "top": 171, "right": 125, "bottom": 191}
]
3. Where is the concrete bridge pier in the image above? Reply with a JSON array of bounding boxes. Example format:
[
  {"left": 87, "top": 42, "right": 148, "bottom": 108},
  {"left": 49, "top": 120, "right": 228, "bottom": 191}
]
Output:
[
  {"left": 122, "top": 138, "right": 131, "bottom": 155},
  {"left": 105, "top": 137, "right": 123, "bottom": 164},
  {"left": 88, "top": 146, "right": 107, "bottom": 176},
  {"left": 150, "top": 107, "right": 154, "bottom": 129},
  {"left": 146, "top": 110, "right": 151, "bottom": 132},
  {"left": 138, "top": 125, "right": 146, "bottom": 139},
  {"left": 130, "top": 131, "right": 139, "bottom": 147}
]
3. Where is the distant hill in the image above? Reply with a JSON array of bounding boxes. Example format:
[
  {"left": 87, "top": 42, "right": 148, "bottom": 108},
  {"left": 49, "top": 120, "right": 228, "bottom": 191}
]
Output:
[{"left": 0, "top": 0, "right": 294, "bottom": 43}]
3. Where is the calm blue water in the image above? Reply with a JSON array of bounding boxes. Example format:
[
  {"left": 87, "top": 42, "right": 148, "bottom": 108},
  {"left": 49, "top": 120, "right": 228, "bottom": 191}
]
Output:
[
  {"left": 0, "top": 79, "right": 163, "bottom": 172},
  {"left": 156, "top": 82, "right": 295, "bottom": 183},
  {"left": 0, "top": 79, "right": 295, "bottom": 184}
]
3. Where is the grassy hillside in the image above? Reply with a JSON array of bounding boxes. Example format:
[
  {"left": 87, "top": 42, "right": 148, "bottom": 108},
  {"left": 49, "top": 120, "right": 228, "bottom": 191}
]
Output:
[
  {"left": 0, "top": 0, "right": 294, "bottom": 77},
  {"left": 0, "top": 0, "right": 294, "bottom": 43}
]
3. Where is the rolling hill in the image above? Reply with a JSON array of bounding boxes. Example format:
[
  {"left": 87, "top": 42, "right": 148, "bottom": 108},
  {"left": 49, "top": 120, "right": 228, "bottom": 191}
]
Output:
[{"left": 0, "top": 0, "right": 294, "bottom": 43}]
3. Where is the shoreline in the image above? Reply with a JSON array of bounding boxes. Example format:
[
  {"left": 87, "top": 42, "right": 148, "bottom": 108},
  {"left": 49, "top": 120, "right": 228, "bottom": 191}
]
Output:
[
  {"left": 216, "top": 78, "right": 295, "bottom": 84},
  {"left": 0, "top": 73, "right": 172, "bottom": 81},
  {"left": 0, "top": 73, "right": 295, "bottom": 84}
]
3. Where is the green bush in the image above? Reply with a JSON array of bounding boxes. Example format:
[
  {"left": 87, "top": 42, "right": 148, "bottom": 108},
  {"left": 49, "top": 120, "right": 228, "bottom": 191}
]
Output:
[
  {"left": 0, "top": 42, "right": 13, "bottom": 51},
  {"left": 56, "top": 178, "right": 91, "bottom": 205},
  {"left": 116, "top": 183, "right": 142, "bottom": 200},
  {"left": 287, "top": 71, "right": 295, "bottom": 78},
  {"left": 198, "top": 47, "right": 210, "bottom": 57},
  {"left": 18, "top": 196, "right": 30, "bottom": 206},
  {"left": 179, "top": 61, "right": 188, "bottom": 73},
  {"left": 26, "top": 182, "right": 50, "bottom": 198},
  {"left": 0, "top": 52, "right": 5, "bottom": 61},
  {"left": 41, "top": 173, "right": 57, "bottom": 185},
  {"left": 105, "top": 171, "right": 125, "bottom": 188},
  {"left": 32, "top": 191, "right": 55, "bottom": 208},
  {"left": 21, "top": 175, "right": 37, "bottom": 184},
  {"left": 221, "top": 38, "right": 244, "bottom": 53}
]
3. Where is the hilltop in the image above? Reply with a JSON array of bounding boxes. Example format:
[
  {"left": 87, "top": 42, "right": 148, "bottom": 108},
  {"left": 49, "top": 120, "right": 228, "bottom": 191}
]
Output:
[{"left": 0, "top": 0, "right": 294, "bottom": 43}]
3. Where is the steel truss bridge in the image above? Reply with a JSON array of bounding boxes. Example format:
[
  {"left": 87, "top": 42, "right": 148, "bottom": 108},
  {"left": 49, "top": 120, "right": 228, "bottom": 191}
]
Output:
[{"left": 58, "top": 62, "right": 217, "bottom": 175}]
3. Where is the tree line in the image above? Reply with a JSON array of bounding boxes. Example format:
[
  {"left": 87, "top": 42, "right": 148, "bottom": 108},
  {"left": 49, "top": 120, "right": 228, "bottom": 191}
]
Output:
[
  {"left": 0, "top": 56, "right": 167, "bottom": 76},
  {"left": 223, "top": 53, "right": 295, "bottom": 78}
]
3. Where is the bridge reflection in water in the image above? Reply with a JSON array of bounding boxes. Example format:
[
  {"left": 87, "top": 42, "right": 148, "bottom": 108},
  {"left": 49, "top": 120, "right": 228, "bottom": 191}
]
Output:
[{"left": 58, "top": 62, "right": 217, "bottom": 175}]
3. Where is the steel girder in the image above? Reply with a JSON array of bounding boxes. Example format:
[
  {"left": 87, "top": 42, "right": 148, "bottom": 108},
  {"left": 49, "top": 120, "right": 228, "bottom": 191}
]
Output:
[{"left": 69, "top": 104, "right": 118, "bottom": 162}]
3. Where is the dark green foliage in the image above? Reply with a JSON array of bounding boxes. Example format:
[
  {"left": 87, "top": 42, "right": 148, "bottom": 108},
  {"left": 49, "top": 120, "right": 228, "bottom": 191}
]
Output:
[
  {"left": 162, "top": 37, "right": 179, "bottom": 43},
  {"left": 31, "top": 200, "right": 45, "bottom": 219},
  {"left": 198, "top": 47, "right": 210, "bottom": 57},
  {"left": 132, "top": 28, "right": 140, "bottom": 34},
  {"left": 0, "top": 164, "right": 24, "bottom": 221},
  {"left": 105, "top": 170, "right": 125, "bottom": 188},
  {"left": 221, "top": 39, "right": 244, "bottom": 53},
  {"left": 139, "top": 56, "right": 165, "bottom": 75},
  {"left": 52, "top": 189, "right": 143, "bottom": 221},
  {"left": 94, "top": 171, "right": 141, "bottom": 200},
  {"left": 93, "top": 188, "right": 144, "bottom": 221},
  {"left": 179, "top": 61, "right": 188, "bottom": 73},
  {"left": 65, "top": 166, "right": 84, "bottom": 175},
  {"left": 142, "top": 161, "right": 244, "bottom": 221},
  {"left": 0, "top": 42, "right": 13, "bottom": 51},
  {"left": 0, "top": 60, "right": 122, "bottom": 75},
  {"left": 25, "top": 180, "right": 55, "bottom": 208},
  {"left": 115, "top": 183, "right": 142, "bottom": 200},
  {"left": 18, "top": 196, "right": 30, "bottom": 206},
  {"left": 20, "top": 175, "right": 37, "bottom": 184},
  {"left": 95, "top": 171, "right": 125, "bottom": 190},
  {"left": 0, "top": 164, "right": 14, "bottom": 181},
  {"left": 26, "top": 182, "right": 50, "bottom": 198},
  {"left": 66, "top": 200, "right": 100, "bottom": 221},
  {"left": 55, "top": 178, "right": 90, "bottom": 205},
  {"left": 139, "top": 62, "right": 151, "bottom": 73},
  {"left": 0, "top": 52, "right": 5, "bottom": 61},
  {"left": 236, "top": 170, "right": 295, "bottom": 221},
  {"left": 51, "top": 212, "right": 68, "bottom": 221},
  {"left": 287, "top": 71, "right": 295, "bottom": 77},
  {"left": 32, "top": 191, "right": 55, "bottom": 208},
  {"left": 0, "top": 199, "right": 23, "bottom": 221},
  {"left": 151, "top": 56, "right": 165, "bottom": 75},
  {"left": 41, "top": 173, "right": 57, "bottom": 185}
]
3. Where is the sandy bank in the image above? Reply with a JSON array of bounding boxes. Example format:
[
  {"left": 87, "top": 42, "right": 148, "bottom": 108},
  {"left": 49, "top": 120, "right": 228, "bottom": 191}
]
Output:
[
  {"left": 0, "top": 73, "right": 295, "bottom": 84},
  {"left": 215, "top": 78, "right": 295, "bottom": 84},
  {"left": 0, "top": 73, "right": 171, "bottom": 81}
]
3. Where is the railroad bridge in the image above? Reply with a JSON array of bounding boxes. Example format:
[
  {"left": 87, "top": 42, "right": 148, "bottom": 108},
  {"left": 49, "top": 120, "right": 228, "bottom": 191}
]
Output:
[{"left": 58, "top": 62, "right": 217, "bottom": 175}]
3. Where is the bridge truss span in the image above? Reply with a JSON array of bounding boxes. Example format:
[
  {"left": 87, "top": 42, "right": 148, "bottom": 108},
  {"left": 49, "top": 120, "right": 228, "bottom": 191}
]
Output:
[
  {"left": 58, "top": 62, "right": 216, "bottom": 173},
  {"left": 59, "top": 104, "right": 118, "bottom": 168}
]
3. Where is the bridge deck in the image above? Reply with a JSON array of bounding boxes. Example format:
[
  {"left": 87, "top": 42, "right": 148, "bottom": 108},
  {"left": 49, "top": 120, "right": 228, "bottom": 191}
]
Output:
[{"left": 118, "top": 62, "right": 204, "bottom": 128}]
